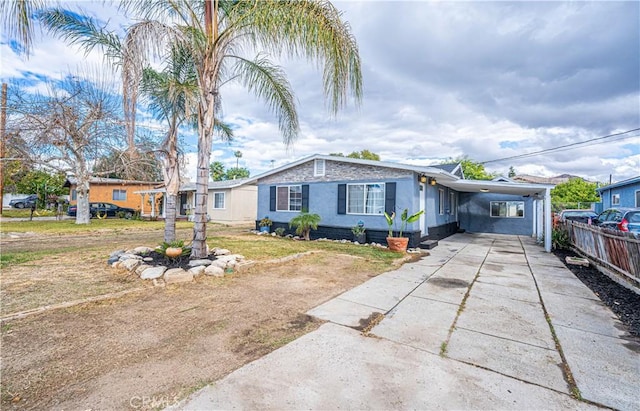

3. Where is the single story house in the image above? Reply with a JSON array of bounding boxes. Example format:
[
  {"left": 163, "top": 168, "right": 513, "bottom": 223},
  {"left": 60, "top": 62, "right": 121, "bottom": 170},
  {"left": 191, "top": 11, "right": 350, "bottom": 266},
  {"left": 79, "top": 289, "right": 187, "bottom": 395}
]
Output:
[
  {"left": 595, "top": 176, "right": 640, "bottom": 212},
  {"left": 253, "top": 154, "right": 555, "bottom": 251},
  {"left": 136, "top": 178, "right": 257, "bottom": 224},
  {"left": 64, "top": 177, "right": 162, "bottom": 211}
]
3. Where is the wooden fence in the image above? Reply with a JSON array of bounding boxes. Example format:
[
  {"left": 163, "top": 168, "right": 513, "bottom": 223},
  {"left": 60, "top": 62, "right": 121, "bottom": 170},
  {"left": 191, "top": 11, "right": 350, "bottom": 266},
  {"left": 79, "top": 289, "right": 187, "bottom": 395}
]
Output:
[{"left": 562, "top": 221, "right": 640, "bottom": 290}]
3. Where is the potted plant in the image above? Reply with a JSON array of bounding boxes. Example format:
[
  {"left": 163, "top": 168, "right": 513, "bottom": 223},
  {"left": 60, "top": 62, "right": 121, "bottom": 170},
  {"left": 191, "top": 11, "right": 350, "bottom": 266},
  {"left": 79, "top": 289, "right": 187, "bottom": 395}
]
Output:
[
  {"left": 158, "top": 239, "right": 191, "bottom": 259},
  {"left": 384, "top": 208, "right": 424, "bottom": 252},
  {"left": 259, "top": 216, "right": 272, "bottom": 233},
  {"left": 352, "top": 221, "right": 366, "bottom": 243}
]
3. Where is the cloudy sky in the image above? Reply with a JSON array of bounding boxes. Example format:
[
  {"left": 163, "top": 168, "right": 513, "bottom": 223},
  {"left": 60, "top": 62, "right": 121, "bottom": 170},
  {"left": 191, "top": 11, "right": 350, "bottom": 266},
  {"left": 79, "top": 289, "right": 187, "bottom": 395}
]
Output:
[{"left": 2, "top": 1, "right": 639, "bottom": 183}]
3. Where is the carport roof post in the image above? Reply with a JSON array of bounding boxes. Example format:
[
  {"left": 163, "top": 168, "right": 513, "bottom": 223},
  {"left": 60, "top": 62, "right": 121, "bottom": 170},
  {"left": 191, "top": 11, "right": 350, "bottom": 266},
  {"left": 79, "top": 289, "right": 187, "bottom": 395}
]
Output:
[{"left": 544, "top": 187, "right": 552, "bottom": 252}]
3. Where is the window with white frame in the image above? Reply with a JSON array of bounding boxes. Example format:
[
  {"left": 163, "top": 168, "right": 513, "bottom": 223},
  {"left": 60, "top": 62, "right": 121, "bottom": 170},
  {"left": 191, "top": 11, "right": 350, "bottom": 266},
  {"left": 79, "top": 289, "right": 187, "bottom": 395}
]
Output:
[
  {"left": 449, "top": 191, "right": 456, "bottom": 215},
  {"left": 347, "top": 183, "right": 385, "bottom": 214},
  {"left": 112, "top": 189, "right": 127, "bottom": 201},
  {"left": 635, "top": 190, "right": 640, "bottom": 207},
  {"left": 438, "top": 189, "right": 445, "bottom": 215},
  {"left": 213, "top": 192, "right": 225, "bottom": 209},
  {"left": 490, "top": 201, "right": 524, "bottom": 218},
  {"left": 276, "top": 185, "right": 302, "bottom": 211},
  {"left": 314, "top": 159, "right": 325, "bottom": 176},
  {"left": 71, "top": 189, "right": 77, "bottom": 201},
  {"left": 612, "top": 193, "right": 620, "bottom": 205}
]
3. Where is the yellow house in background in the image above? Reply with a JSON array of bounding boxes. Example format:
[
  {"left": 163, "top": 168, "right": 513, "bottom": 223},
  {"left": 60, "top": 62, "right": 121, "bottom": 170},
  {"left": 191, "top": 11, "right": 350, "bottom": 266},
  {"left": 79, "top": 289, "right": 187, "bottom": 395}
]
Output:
[{"left": 64, "top": 177, "right": 163, "bottom": 211}]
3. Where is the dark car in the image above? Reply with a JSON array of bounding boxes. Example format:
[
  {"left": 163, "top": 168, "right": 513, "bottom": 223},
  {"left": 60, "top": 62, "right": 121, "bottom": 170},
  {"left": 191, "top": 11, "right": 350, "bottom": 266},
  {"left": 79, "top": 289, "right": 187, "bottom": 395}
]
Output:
[
  {"left": 594, "top": 207, "right": 640, "bottom": 234},
  {"left": 558, "top": 209, "right": 598, "bottom": 224},
  {"left": 9, "top": 194, "right": 38, "bottom": 209},
  {"left": 67, "top": 202, "right": 135, "bottom": 219}
]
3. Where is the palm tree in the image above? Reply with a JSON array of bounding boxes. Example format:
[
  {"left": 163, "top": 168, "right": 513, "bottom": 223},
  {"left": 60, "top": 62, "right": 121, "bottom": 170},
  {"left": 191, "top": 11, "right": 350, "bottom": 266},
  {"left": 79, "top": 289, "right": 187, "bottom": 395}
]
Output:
[
  {"left": 1, "top": 0, "right": 47, "bottom": 56},
  {"left": 140, "top": 45, "right": 200, "bottom": 243},
  {"left": 123, "top": 0, "right": 362, "bottom": 258},
  {"left": 234, "top": 150, "right": 242, "bottom": 169}
]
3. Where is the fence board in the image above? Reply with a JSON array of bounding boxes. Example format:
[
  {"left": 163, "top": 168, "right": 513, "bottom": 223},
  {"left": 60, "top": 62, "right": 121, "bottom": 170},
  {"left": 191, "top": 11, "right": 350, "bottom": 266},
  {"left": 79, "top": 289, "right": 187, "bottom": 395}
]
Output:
[{"left": 562, "top": 221, "right": 640, "bottom": 289}]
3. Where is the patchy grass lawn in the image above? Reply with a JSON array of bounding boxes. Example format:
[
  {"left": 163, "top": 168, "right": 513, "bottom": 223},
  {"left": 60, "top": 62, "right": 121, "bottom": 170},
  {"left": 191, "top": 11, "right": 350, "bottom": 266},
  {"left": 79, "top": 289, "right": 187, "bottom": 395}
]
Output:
[{"left": 0, "top": 222, "right": 415, "bottom": 410}]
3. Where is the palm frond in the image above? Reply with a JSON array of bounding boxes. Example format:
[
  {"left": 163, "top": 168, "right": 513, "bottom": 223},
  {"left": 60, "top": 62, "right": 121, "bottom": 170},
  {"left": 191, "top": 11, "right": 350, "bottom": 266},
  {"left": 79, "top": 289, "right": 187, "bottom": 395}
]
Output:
[
  {"left": 231, "top": 54, "right": 299, "bottom": 145},
  {"left": 1, "top": 0, "right": 46, "bottom": 55}
]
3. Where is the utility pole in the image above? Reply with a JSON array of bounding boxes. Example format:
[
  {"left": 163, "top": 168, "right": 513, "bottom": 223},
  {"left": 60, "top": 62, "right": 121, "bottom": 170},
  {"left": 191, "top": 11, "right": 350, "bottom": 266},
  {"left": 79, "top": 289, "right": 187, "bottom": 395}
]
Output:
[{"left": 0, "top": 83, "right": 7, "bottom": 216}]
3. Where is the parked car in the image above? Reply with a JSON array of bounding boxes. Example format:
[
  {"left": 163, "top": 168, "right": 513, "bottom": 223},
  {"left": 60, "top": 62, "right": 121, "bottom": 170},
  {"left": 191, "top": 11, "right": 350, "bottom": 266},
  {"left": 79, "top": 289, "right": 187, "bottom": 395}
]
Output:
[
  {"left": 593, "top": 207, "right": 640, "bottom": 234},
  {"left": 557, "top": 209, "right": 598, "bottom": 224},
  {"left": 9, "top": 194, "right": 38, "bottom": 209},
  {"left": 67, "top": 202, "right": 135, "bottom": 219}
]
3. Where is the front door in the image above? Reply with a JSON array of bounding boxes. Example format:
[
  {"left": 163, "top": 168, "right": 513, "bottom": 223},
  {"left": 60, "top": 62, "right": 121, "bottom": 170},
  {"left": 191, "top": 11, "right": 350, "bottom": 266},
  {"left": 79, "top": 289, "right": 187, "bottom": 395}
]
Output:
[
  {"left": 419, "top": 183, "right": 427, "bottom": 236},
  {"left": 179, "top": 193, "right": 188, "bottom": 216}
]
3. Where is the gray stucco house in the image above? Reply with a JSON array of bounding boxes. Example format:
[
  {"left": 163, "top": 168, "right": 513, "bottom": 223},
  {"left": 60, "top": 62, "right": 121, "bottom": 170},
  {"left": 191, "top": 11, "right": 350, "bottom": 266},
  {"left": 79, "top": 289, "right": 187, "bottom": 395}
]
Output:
[{"left": 254, "top": 155, "right": 555, "bottom": 251}]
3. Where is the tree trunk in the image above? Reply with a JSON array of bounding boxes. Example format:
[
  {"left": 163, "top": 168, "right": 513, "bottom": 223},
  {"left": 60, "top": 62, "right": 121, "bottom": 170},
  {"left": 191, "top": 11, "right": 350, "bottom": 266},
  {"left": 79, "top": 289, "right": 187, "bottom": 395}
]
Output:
[
  {"left": 164, "top": 193, "right": 177, "bottom": 243},
  {"left": 163, "top": 127, "right": 180, "bottom": 243},
  {"left": 75, "top": 178, "right": 91, "bottom": 224},
  {"left": 192, "top": 0, "right": 217, "bottom": 258}
]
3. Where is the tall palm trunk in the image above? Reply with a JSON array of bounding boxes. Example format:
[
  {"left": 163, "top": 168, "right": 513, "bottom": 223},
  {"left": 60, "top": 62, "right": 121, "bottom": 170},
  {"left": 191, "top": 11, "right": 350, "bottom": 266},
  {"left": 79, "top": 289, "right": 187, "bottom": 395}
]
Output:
[
  {"left": 163, "top": 122, "right": 180, "bottom": 243},
  {"left": 191, "top": 74, "right": 215, "bottom": 257},
  {"left": 191, "top": 0, "right": 217, "bottom": 258}
]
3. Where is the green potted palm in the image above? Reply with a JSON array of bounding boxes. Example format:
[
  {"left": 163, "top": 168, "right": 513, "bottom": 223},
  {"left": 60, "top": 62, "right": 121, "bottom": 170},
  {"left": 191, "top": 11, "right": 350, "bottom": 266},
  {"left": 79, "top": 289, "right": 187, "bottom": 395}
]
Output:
[{"left": 384, "top": 208, "right": 424, "bottom": 252}]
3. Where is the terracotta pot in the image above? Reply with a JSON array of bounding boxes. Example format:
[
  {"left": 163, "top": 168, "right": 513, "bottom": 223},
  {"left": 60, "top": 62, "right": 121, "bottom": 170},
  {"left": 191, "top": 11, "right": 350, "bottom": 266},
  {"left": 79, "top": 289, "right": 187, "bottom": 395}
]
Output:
[
  {"left": 386, "top": 237, "right": 409, "bottom": 252},
  {"left": 165, "top": 247, "right": 183, "bottom": 258}
]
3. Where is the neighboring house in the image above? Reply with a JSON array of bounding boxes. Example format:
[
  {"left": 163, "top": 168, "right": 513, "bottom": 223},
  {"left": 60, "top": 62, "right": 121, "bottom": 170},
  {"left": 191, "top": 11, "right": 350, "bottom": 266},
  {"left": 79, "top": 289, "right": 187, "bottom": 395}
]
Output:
[
  {"left": 596, "top": 176, "right": 640, "bottom": 211},
  {"left": 513, "top": 173, "right": 587, "bottom": 185},
  {"left": 253, "top": 154, "right": 554, "bottom": 251},
  {"left": 64, "top": 177, "right": 162, "bottom": 211},
  {"left": 136, "top": 178, "right": 257, "bottom": 224}
]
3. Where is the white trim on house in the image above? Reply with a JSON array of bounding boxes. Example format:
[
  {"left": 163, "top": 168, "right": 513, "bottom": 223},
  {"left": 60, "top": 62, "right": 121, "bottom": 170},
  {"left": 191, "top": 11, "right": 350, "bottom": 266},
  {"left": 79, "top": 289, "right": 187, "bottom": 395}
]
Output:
[{"left": 314, "top": 159, "right": 326, "bottom": 176}]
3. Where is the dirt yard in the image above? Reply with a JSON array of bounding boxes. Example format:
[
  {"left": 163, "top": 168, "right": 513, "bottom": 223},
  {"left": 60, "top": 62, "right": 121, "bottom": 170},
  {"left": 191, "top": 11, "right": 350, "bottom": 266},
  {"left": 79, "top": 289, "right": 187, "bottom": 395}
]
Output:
[{"left": 1, "top": 227, "right": 403, "bottom": 410}]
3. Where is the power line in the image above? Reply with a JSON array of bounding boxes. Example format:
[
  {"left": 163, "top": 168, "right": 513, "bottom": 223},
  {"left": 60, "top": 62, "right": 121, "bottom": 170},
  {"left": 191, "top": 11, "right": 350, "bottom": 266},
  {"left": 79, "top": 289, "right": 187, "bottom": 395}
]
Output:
[{"left": 481, "top": 128, "right": 640, "bottom": 164}]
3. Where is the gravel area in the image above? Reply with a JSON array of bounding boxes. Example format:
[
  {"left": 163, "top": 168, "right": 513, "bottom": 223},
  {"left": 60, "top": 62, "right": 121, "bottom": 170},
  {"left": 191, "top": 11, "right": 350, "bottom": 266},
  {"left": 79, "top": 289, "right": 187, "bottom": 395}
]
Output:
[{"left": 553, "top": 249, "right": 640, "bottom": 338}]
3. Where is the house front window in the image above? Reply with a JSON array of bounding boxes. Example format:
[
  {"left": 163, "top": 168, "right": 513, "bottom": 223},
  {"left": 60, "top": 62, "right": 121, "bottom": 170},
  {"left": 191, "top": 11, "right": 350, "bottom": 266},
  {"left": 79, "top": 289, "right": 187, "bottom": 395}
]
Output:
[
  {"left": 490, "top": 201, "right": 524, "bottom": 218},
  {"left": 347, "top": 183, "right": 385, "bottom": 214},
  {"left": 71, "top": 189, "right": 77, "bottom": 201},
  {"left": 276, "top": 185, "right": 302, "bottom": 211},
  {"left": 213, "top": 192, "right": 225, "bottom": 209},
  {"left": 635, "top": 190, "right": 639, "bottom": 207},
  {"left": 612, "top": 194, "right": 620, "bottom": 205},
  {"left": 449, "top": 191, "right": 456, "bottom": 215},
  {"left": 112, "top": 189, "right": 127, "bottom": 201},
  {"left": 438, "top": 189, "right": 445, "bottom": 215}
]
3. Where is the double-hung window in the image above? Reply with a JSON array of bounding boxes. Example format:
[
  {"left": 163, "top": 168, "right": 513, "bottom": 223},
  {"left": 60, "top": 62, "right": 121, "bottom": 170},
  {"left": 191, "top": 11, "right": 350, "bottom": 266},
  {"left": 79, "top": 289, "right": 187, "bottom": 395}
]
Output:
[
  {"left": 438, "top": 189, "right": 445, "bottom": 215},
  {"left": 612, "top": 194, "right": 620, "bottom": 205},
  {"left": 277, "top": 185, "right": 302, "bottom": 211},
  {"left": 213, "top": 192, "right": 225, "bottom": 209},
  {"left": 490, "top": 201, "right": 524, "bottom": 218},
  {"left": 112, "top": 189, "right": 127, "bottom": 201},
  {"left": 347, "top": 183, "right": 385, "bottom": 214}
]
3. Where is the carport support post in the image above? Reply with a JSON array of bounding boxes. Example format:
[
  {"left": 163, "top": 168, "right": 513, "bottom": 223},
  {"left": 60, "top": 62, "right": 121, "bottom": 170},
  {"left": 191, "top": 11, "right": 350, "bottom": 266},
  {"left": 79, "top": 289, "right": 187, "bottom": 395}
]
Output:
[{"left": 544, "top": 187, "right": 552, "bottom": 252}]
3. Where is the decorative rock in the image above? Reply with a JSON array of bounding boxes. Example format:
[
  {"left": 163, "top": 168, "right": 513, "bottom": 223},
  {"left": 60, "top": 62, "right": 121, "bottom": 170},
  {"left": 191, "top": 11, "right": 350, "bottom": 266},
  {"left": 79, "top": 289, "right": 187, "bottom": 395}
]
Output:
[
  {"left": 133, "top": 246, "right": 154, "bottom": 255},
  {"left": 121, "top": 258, "right": 142, "bottom": 271},
  {"left": 164, "top": 268, "right": 193, "bottom": 284},
  {"left": 119, "top": 253, "right": 142, "bottom": 261},
  {"left": 143, "top": 257, "right": 154, "bottom": 262},
  {"left": 109, "top": 249, "right": 125, "bottom": 258},
  {"left": 188, "top": 259, "right": 212, "bottom": 267},
  {"left": 135, "top": 264, "right": 152, "bottom": 275},
  {"left": 214, "top": 248, "right": 231, "bottom": 256},
  {"left": 209, "top": 260, "right": 227, "bottom": 269},
  {"left": 111, "top": 261, "right": 122, "bottom": 269},
  {"left": 204, "top": 265, "right": 225, "bottom": 277},
  {"left": 141, "top": 266, "right": 166, "bottom": 280},
  {"left": 189, "top": 266, "right": 206, "bottom": 276},
  {"left": 107, "top": 255, "right": 120, "bottom": 265}
]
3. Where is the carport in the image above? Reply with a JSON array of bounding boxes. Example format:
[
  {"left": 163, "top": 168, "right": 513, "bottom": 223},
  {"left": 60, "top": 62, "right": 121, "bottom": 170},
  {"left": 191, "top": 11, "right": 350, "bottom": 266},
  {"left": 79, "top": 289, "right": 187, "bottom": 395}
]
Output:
[{"left": 444, "top": 179, "right": 554, "bottom": 252}]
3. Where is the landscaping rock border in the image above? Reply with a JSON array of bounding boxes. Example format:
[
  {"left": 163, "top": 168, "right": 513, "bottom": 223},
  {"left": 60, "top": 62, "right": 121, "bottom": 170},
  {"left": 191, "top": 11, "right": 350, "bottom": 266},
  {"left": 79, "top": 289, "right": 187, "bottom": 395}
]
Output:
[{"left": 109, "top": 247, "right": 246, "bottom": 286}]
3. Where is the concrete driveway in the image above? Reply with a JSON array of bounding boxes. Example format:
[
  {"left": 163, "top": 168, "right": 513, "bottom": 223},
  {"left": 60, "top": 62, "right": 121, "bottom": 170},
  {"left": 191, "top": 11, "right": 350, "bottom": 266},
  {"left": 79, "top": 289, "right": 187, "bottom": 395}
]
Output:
[{"left": 173, "top": 233, "right": 639, "bottom": 410}]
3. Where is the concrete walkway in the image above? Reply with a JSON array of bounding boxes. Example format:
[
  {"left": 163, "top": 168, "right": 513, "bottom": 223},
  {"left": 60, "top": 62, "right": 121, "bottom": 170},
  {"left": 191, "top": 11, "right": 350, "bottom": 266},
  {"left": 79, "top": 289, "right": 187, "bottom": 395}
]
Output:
[{"left": 173, "top": 233, "right": 639, "bottom": 410}]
